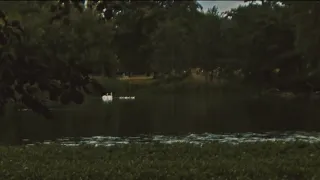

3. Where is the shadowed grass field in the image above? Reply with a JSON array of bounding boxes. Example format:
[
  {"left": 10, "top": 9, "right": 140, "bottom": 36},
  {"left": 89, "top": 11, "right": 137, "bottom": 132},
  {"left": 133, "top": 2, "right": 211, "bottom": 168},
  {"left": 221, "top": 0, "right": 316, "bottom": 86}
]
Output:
[
  {"left": 93, "top": 72, "right": 206, "bottom": 86},
  {"left": 118, "top": 75, "right": 156, "bottom": 85},
  {"left": 118, "top": 75, "right": 153, "bottom": 81},
  {"left": 0, "top": 142, "right": 319, "bottom": 179}
]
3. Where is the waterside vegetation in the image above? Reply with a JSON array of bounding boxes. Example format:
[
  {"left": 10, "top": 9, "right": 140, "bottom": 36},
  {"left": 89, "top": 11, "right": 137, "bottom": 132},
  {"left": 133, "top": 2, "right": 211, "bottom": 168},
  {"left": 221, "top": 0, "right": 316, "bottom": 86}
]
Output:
[{"left": 1, "top": 142, "right": 320, "bottom": 179}]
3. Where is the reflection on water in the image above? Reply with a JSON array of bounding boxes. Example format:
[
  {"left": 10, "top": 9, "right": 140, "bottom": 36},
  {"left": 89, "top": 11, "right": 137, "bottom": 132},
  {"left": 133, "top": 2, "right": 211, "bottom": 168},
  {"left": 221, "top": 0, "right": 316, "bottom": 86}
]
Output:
[
  {"left": 23, "top": 132, "right": 320, "bottom": 146},
  {"left": 2, "top": 92, "right": 320, "bottom": 144}
]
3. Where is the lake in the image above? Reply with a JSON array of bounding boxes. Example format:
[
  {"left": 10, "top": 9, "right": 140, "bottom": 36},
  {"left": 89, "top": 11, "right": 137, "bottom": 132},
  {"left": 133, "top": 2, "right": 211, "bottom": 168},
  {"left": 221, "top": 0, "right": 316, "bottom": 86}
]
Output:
[{"left": 1, "top": 92, "right": 320, "bottom": 145}]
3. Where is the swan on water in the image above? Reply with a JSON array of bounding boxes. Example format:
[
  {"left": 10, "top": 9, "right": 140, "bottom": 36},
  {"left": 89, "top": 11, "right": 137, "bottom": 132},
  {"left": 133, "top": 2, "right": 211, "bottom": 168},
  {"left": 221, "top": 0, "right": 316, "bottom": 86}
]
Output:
[
  {"left": 102, "top": 92, "right": 135, "bottom": 102},
  {"left": 102, "top": 92, "right": 113, "bottom": 102}
]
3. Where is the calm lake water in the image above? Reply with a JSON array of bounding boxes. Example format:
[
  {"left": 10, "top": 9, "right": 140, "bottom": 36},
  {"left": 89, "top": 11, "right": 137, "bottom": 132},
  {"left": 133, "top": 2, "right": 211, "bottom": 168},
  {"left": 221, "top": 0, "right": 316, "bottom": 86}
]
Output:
[{"left": 1, "top": 92, "right": 320, "bottom": 145}]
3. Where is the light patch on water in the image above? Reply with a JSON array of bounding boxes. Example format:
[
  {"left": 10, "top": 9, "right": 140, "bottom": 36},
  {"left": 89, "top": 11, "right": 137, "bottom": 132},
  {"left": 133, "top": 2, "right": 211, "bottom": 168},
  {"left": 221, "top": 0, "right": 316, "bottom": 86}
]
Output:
[{"left": 23, "top": 132, "right": 320, "bottom": 147}]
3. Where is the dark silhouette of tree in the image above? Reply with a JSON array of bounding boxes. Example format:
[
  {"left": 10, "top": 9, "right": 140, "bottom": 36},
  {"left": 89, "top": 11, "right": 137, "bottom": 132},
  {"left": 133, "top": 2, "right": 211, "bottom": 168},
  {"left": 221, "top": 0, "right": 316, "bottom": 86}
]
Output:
[{"left": 0, "top": 9, "right": 105, "bottom": 118}]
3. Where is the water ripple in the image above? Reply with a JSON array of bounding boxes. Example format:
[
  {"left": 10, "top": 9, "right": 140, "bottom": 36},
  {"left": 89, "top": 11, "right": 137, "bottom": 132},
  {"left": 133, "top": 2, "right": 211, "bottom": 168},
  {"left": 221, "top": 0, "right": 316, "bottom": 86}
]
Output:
[{"left": 23, "top": 131, "right": 320, "bottom": 146}]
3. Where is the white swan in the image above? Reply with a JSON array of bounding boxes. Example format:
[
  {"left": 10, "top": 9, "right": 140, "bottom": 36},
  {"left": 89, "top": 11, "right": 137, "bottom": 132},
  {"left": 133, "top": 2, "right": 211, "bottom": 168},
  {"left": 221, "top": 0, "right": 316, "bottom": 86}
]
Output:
[{"left": 101, "top": 92, "right": 113, "bottom": 102}]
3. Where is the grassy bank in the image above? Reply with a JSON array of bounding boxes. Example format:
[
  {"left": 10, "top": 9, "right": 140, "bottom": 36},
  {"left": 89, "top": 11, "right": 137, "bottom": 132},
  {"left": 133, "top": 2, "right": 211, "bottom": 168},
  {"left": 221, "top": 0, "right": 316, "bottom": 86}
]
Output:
[
  {"left": 1, "top": 142, "right": 320, "bottom": 179},
  {"left": 93, "top": 74, "right": 240, "bottom": 95}
]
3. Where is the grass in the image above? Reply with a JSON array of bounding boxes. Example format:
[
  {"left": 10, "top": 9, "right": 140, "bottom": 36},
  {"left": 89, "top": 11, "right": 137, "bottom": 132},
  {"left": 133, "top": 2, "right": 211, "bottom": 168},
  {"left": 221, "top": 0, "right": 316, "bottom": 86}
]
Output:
[
  {"left": 94, "top": 73, "right": 207, "bottom": 86},
  {"left": 121, "top": 76, "right": 156, "bottom": 85},
  {"left": 119, "top": 75, "right": 154, "bottom": 81},
  {"left": 1, "top": 142, "right": 320, "bottom": 179},
  {"left": 90, "top": 74, "right": 231, "bottom": 95}
]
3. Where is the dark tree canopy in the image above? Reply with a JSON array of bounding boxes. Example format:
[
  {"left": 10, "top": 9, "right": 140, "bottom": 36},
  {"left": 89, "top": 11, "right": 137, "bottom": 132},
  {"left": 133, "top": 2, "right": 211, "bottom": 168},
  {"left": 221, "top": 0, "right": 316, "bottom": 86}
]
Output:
[
  {"left": 0, "top": 5, "right": 105, "bottom": 118},
  {"left": 1, "top": 0, "right": 320, "bottom": 117}
]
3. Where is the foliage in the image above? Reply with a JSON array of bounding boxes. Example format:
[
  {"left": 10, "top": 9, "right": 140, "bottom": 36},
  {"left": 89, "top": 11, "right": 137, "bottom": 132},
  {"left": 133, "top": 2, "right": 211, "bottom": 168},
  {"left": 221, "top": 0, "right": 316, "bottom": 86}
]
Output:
[
  {"left": 0, "top": 4, "right": 106, "bottom": 118},
  {"left": 1, "top": 0, "right": 320, "bottom": 118},
  {"left": 0, "top": 142, "right": 320, "bottom": 179}
]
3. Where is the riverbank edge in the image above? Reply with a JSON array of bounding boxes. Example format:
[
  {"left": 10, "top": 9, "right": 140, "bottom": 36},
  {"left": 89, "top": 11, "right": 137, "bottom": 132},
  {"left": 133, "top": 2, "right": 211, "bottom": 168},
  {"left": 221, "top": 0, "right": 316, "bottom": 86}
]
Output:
[
  {"left": 0, "top": 142, "right": 319, "bottom": 179},
  {"left": 94, "top": 75, "right": 249, "bottom": 95}
]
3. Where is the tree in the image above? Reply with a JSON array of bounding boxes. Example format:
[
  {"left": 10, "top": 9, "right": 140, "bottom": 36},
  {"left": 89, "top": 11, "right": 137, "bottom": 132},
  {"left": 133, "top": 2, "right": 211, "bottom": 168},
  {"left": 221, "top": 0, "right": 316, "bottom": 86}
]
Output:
[
  {"left": 111, "top": 2, "right": 158, "bottom": 74},
  {"left": 149, "top": 1, "right": 202, "bottom": 74},
  {"left": 0, "top": 3, "right": 107, "bottom": 118},
  {"left": 193, "top": 7, "right": 222, "bottom": 72},
  {"left": 218, "top": 3, "right": 301, "bottom": 89},
  {"left": 281, "top": 2, "right": 320, "bottom": 91},
  {"left": 150, "top": 17, "right": 189, "bottom": 74}
]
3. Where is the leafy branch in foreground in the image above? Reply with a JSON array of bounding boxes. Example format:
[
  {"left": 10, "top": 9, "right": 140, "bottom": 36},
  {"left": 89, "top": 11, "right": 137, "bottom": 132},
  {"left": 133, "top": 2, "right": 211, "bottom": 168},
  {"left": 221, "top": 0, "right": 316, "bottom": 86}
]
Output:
[{"left": 0, "top": 10, "right": 105, "bottom": 119}]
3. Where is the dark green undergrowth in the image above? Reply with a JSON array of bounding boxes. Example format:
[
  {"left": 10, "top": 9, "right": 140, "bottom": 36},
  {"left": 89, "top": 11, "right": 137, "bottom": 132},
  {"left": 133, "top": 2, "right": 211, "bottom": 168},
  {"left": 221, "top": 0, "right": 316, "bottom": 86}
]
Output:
[{"left": 1, "top": 142, "right": 320, "bottom": 179}]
